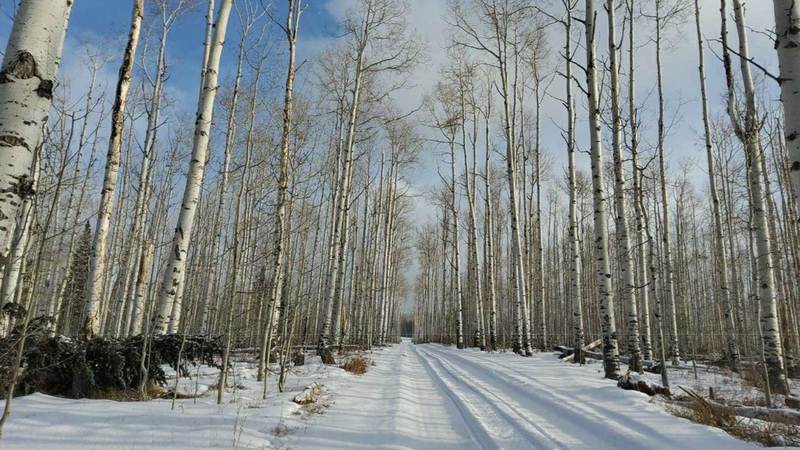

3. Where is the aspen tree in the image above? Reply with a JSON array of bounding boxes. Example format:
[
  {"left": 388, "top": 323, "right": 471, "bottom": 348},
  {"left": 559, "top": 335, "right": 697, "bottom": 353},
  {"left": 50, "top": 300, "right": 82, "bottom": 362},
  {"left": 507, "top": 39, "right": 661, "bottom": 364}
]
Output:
[
  {"left": 653, "top": 0, "right": 681, "bottom": 364},
  {"left": 154, "top": 0, "right": 234, "bottom": 334},
  {"left": 562, "top": 0, "right": 585, "bottom": 363},
  {"left": 456, "top": 61, "right": 485, "bottom": 349},
  {"left": 259, "top": 0, "right": 302, "bottom": 378},
  {"left": 626, "top": 0, "right": 653, "bottom": 362},
  {"left": 483, "top": 81, "right": 499, "bottom": 351},
  {"left": 449, "top": 112, "right": 466, "bottom": 349},
  {"left": 0, "top": 0, "right": 72, "bottom": 273},
  {"left": 451, "top": 0, "right": 533, "bottom": 355},
  {"left": 0, "top": 2, "right": 74, "bottom": 429},
  {"left": 772, "top": 0, "right": 800, "bottom": 212},
  {"left": 585, "top": 0, "right": 621, "bottom": 379},
  {"left": 721, "top": 0, "right": 790, "bottom": 394},
  {"left": 83, "top": 0, "right": 144, "bottom": 339},
  {"left": 607, "top": 0, "right": 642, "bottom": 372},
  {"left": 693, "top": 0, "right": 739, "bottom": 371}
]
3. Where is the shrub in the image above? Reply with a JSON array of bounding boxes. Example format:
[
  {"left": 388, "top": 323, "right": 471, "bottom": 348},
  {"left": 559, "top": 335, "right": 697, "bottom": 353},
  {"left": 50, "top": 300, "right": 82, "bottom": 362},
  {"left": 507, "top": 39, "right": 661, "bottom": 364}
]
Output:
[
  {"left": 341, "top": 356, "right": 369, "bottom": 375},
  {"left": 0, "top": 317, "right": 223, "bottom": 399},
  {"left": 670, "top": 388, "right": 800, "bottom": 447}
]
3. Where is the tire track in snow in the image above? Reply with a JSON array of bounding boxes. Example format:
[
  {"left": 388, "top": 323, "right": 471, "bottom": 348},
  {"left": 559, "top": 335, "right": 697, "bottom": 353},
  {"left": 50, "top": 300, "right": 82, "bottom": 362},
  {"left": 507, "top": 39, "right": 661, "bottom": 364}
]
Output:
[
  {"left": 413, "top": 345, "right": 500, "bottom": 450},
  {"left": 449, "top": 348, "right": 684, "bottom": 445},
  {"left": 392, "top": 341, "right": 478, "bottom": 448},
  {"left": 419, "top": 344, "right": 648, "bottom": 449},
  {"left": 416, "top": 345, "right": 567, "bottom": 449}
]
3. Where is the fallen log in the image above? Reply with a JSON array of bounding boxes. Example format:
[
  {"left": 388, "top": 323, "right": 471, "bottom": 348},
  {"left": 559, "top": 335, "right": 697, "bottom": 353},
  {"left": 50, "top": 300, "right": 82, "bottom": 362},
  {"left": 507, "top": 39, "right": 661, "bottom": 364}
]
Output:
[
  {"left": 677, "top": 388, "right": 800, "bottom": 426},
  {"left": 561, "top": 339, "right": 602, "bottom": 363},
  {"left": 617, "top": 373, "right": 671, "bottom": 397}
]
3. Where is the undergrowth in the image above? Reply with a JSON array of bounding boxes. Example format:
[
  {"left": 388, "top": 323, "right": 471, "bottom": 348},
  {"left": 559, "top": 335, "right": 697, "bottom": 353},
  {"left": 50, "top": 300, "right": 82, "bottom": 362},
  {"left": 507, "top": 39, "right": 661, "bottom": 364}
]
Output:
[
  {"left": 341, "top": 355, "right": 369, "bottom": 375},
  {"left": 0, "top": 316, "right": 223, "bottom": 399},
  {"left": 669, "top": 390, "right": 800, "bottom": 447}
]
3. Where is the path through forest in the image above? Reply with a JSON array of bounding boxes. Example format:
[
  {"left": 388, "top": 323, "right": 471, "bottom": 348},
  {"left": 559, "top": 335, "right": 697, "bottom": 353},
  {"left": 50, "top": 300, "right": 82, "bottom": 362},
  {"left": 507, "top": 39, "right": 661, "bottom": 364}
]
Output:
[
  {"left": 289, "top": 339, "right": 758, "bottom": 449},
  {"left": 2, "top": 339, "right": 763, "bottom": 449}
]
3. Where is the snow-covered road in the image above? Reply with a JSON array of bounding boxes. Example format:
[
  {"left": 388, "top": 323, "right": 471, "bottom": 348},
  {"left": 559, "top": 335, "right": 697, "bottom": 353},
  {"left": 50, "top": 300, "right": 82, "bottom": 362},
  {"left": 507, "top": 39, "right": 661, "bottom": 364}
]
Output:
[
  {"left": 289, "top": 339, "right": 758, "bottom": 450},
  {"left": 1, "top": 339, "right": 763, "bottom": 449}
]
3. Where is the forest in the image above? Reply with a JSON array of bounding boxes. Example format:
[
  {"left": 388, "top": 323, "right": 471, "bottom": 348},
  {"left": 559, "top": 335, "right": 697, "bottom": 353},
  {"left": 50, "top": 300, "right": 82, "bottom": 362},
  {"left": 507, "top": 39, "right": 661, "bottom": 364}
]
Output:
[{"left": 0, "top": 0, "right": 799, "bottom": 448}]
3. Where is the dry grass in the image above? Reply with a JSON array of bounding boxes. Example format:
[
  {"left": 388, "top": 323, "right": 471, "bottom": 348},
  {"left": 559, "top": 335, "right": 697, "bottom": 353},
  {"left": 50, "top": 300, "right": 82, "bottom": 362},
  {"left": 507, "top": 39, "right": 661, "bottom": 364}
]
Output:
[
  {"left": 341, "top": 356, "right": 370, "bottom": 375},
  {"left": 739, "top": 364, "right": 768, "bottom": 391},
  {"left": 88, "top": 383, "right": 167, "bottom": 401},
  {"left": 669, "top": 389, "right": 800, "bottom": 447}
]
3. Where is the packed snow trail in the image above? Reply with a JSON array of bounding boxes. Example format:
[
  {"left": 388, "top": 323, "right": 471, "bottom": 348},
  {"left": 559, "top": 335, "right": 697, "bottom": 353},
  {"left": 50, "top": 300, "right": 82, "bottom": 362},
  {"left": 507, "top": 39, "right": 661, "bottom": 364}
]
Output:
[
  {"left": 0, "top": 339, "right": 762, "bottom": 449},
  {"left": 289, "top": 339, "right": 758, "bottom": 450}
]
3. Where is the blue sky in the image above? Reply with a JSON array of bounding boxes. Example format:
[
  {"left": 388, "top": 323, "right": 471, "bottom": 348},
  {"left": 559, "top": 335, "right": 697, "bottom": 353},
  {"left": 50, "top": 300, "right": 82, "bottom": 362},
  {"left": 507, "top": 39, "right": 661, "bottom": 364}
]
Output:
[
  {"left": 0, "top": 0, "right": 343, "bottom": 109},
  {"left": 0, "top": 0, "right": 784, "bottom": 222},
  {"left": 0, "top": 0, "right": 785, "bottom": 299}
]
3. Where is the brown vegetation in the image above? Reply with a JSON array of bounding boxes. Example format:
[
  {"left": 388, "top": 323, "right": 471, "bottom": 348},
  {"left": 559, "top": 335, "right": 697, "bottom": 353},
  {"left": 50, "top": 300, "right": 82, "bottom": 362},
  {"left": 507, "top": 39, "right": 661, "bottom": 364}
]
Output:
[
  {"left": 341, "top": 356, "right": 370, "bottom": 375},
  {"left": 669, "top": 388, "right": 800, "bottom": 447}
]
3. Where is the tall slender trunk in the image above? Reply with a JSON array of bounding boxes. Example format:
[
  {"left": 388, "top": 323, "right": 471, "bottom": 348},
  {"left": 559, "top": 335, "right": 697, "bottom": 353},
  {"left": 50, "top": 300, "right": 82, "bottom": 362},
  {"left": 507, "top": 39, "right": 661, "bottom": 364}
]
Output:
[
  {"left": 655, "top": 0, "right": 681, "bottom": 364},
  {"left": 564, "top": 0, "right": 585, "bottom": 363},
  {"left": 83, "top": 0, "right": 144, "bottom": 339},
  {"left": 154, "top": 0, "right": 234, "bottom": 334},
  {"left": 449, "top": 138, "right": 465, "bottom": 349},
  {"left": 627, "top": 0, "right": 653, "bottom": 361},
  {"left": 202, "top": 12, "right": 245, "bottom": 335},
  {"left": 460, "top": 86, "right": 484, "bottom": 349},
  {"left": 586, "top": 0, "right": 620, "bottom": 379},
  {"left": 607, "top": 0, "right": 641, "bottom": 372},
  {"left": 694, "top": 0, "right": 739, "bottom": 371},
  {"left": 483, "top": 93, "right": 498, "bottom": 351},
  {"left": 721, "top": 0, "right": 790, "bottom": 394}
]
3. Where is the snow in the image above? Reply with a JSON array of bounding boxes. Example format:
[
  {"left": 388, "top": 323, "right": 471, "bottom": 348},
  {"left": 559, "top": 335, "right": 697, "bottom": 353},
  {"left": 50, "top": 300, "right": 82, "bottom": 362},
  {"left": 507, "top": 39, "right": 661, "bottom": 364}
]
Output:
[
  {"left": 636, "top": 361, "right": 773, "bottom": 406},
  {"left": 0, "top": 339, "right": 767, "bottom": 449},
  {"left": 0, "top": 356, "right": 340, "bottom": 449}
]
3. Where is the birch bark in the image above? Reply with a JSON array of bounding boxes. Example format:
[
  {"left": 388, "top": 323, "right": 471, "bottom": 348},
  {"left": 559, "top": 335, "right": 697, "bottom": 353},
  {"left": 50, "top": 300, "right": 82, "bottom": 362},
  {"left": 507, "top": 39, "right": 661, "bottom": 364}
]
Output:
[
  {"left": 772, "top": 0, "right": 800, "bottom": 213},
  {"left": 0, "top": 0, "right": 72, "bottom": 269},
  {"left": 83, "top": 0, "right": 144, "bottom": 339},
  {"left": 154, "top": 0, "right": 234, "bottom": 334},
  {"left": 607, "top": 0, "right": 641, "bottom": 372},
  {"left": 586, "top": 0, "right": 620, "bottom": 379},
  {"left": 694, "top": 0, "right": 739, "bottom": 371}
]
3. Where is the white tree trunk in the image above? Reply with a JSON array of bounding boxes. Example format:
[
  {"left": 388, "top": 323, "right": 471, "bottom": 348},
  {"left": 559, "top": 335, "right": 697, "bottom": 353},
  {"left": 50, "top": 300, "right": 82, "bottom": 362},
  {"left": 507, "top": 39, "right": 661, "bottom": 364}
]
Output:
[
  {"left": 725, "top": 0, "right": 790, "bottom": 394},
  {"left": 693, "top": 0, "right": 739, "bottom": 372},
  {"left": 654, "top": 1, "right": 681, "bottom": 364},
  {"left": 264, "top": 0, "right": 300, "bottom": 366},
  {"left": 0, "top": 152, "right": 39, "bottom": 336},
  {"left": 627, "top": 0, "right": 653, "bottom": 362},
  {"left": 449, "top": 140, "right": 465, "bottom": 349},
  {"left": 83, "top": 0, "right": 144, "bottom": 339},
  {"left": 586, "top": 0, "right": 620, "bottom": 379},
  {"left": 772, "top": 0, "right": 800, "bottom": 216},
  {"left": 483, "top": 101, "right": 498, "bottom": 351},
  {"left": 154, "top": 0, "right": 234, "bottom": 334},
  {"left": 607, "top": 0, "right": 641, "bottom": 372},
  {"left": 563, "top": 2, "right": 584, "bottom": 363},
  {"left": 0, "top": 0, "right": 72, "bottom": 267}
]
